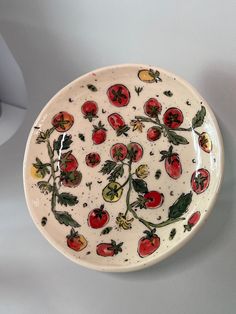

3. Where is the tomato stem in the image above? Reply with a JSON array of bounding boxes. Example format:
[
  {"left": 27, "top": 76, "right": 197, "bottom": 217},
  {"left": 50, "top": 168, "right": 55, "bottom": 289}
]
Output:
[
  {"left": 129, "top": 207, "right": 185, "bottom": 229},
  {"left": 129, "top": 208, "right": 152, "bottom": 231},
  {"left": 46, "top": 138, "right": 59, "bottom": 212},
  {"left": 115, "top": 176, "right": 130, "bottom": 192},
  {"left": 124, "top": 159, "right": 133, "bottom": 218}
]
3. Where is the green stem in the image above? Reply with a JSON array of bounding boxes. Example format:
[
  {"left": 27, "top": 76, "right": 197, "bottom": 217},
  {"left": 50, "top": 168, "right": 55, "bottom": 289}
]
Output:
[
  {"left": 172, "top": 127, "right": 192, "bottom": 131},
  {"left": 129, "top": 207, "right": 185, "bottom": 229},
  {"left": 46, "top": 139, "right": 59, "bottom": 212},
  {"left": 47, "top": 174, "right": 52, "bottom": 183},
  {"left": 124, "top": 158, "right": 133, "bottom": 218},
  {"left": 115, "top": 176, "right": 130, "bottom": 192},
  {"left": 124, "top": 175, "right": 132, "bottom": 218},
  {"left": 129, "top": 208, "right": 152, "bottom": 230},
  {"left": 194, "top": 129, "right": 201, "bottom": 136},
  {"left": 135, "top": 116, "right": 159, "bottom": 125},
  {"left": 135, "top": 115, "right": 194, "bottom": 133}
]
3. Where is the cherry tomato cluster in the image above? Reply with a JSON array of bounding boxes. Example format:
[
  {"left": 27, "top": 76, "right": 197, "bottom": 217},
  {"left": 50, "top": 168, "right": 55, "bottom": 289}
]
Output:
[
  {"left": 52, "top": 111, "right": 82, "bottom": 188},
  {"left": 143, "top": 98, "right": 184, "bottom": 142}
]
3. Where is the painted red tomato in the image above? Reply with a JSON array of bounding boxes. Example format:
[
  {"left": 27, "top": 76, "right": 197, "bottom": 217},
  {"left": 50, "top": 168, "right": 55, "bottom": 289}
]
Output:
[
  {"left": 52, "top": 111, "right": 74, "bottom": 132},
  {"left": 81, "top": 101, "right": 98, "bottom": 122},
  {"left": 108, "top": 113, "right": 125, "bottom": 130},
  {"left": 184, "top": 211, "right": 201, "bottom": 232},
  {"left": 144, "top": 98, "right": 162, "bottom": 117},
  {"left": 85, "top": 152, "right": 101, "bottom": 167},
  {"left": 66, "top": 228, "right": 87, "bottom": 251},
  {"left": 110, "top": 143, "right": 128, "bottom": 162},
  {"left": 60, "top": 170, "right": 82, "bottom": 187},
  {"left": 96, "top": 240, "right": 123, "bottom": 257},
  {"left": 144, "top": 191, "right": 164, "bottom": 208},
  {"left": 163, "top": 107, "right": 183, "bottom": 129},
  {"left": 191, "top": 168, "right": 210, "bottom": 194},
  {"left": 107, "top": 113, "right": 130, "bottom": 136},
  {"left": 88, "top": 204, "right": 109, "bottom": 229},
  {"left": 138, "top": 230, "right": 160, "bottom": 258},
  {"left": 147, "top": 126, "right": 161, "bottom": 141},
  {"left": 127, "top": 142, "right": 143, "bottom": 162},
  {"left": 59, "top": 151, "right": 78, "bottom": 172},
  {"left": 107, "top": 84, "right": 130, "bottom": 107},
  {"left": 92, "top": 121, "right": 107, "bottom": 144},
  {"left": 160, "top": 145, "right": 182, "bottom": 179}
]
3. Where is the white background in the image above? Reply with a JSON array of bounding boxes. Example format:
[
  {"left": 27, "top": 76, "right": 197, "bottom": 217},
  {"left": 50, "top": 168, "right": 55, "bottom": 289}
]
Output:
[{"left": 0, "top": 1, "right": 235, "bottom": 313}]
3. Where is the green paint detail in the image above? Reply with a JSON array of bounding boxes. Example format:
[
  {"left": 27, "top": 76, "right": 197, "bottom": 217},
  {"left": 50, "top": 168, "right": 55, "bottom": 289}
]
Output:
[
  {"left": 53, "top": 134, "right": 72, "bottom": 153},
  {"left": 78, "top": 133, "right": 85, "bottom": 141},
  {"left": 57, "top": 192, "right": 79, "bottom": 206},
  {"left": 54, "top": 210, "right": 80, "bottom": 227},
  {"left": 192, "top": 106, "right": 206, "bottom": 129}
]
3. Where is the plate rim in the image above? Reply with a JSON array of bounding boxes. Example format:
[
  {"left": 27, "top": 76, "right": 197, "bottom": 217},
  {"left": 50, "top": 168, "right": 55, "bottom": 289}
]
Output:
[{"left": 23, "top": 63, "right": 224, "bottom": 272}]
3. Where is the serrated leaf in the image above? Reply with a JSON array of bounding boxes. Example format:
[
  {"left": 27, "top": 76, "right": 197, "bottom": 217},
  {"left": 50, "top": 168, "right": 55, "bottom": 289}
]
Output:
[
  {"left": 132, "top": 178, "right": 148, "bottom": 194},
  {"left": 168, "top": 192, "right": 193, "bottom": 219},
  {"left": 100, "top": 227, "right": 113, "bottom": 235},
  {"left": 87, "top": 84, "right": 97, "bottom": 92},
  {"left": 36, "top": 128, "right": 54, "bottom": 144},
  {"left": 33, "top": 158, "right": 50, "bottom": 178},
  {"left": 108, "top": 164, "right": 124, "bottom": 181},
  {"left": 37, "top": 181, "right": 52, "bottom": 193},
  {"left": 167, "top": 130, "right": 189, "bottom": 145},
  {"left": 155, "top": 169, "right": 161, "bottom": 180},
  {"left": 192, "top": 106, "right": 206, "bottom": 129},
  {"left": 57, "top": 192, "right": 78, "bottom": 206},
  {"left": 100, "top": 160, "right": 117, "bottom": 175},
  {"left": 54, "top": 210, "right": 80, "bottom": 227},
  {"left": 53, "top": 134, "right": 73, "bottom": 154}
]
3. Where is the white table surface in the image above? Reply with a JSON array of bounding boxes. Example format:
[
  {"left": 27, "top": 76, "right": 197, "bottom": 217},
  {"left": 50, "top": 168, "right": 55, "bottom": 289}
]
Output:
[{"left": 0, "top": 1, "right": 235, "bottom": 313}]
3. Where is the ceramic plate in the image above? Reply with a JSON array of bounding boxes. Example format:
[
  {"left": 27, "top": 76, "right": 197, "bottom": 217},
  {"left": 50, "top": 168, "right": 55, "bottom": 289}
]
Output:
[{"left": 23, "top": 64, "right": 224, "bottom": 272}]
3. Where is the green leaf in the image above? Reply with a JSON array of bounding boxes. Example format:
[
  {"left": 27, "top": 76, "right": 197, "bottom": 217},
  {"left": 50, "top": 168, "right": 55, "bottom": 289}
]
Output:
[
  {"left": 192, "top": 106, "right": 206, "bottom": 129},
  {"left": 168, "top": 192, "right": 193, "bottom": 219},
  {"left": 57, "top": 192, "right": 78, "bottom": 206},
  {"left": 132, "top": 178, "right": 148, "bottom": 194},
  {"left": 100, "top": 160, "right": 117, "bottom": 175},
  {"left": 108, "top": 164, "right": 124, "bottom": 182},
  {"left": 100, "top": 227, "right": 113, "bottom": 235},
  {"left": 36, "top": 128, "right": 54, "bottom": 144},
  {"left": 53, "top": 134, "right": 73, "bottom": 154},
  {"left": 166, "top": 130, "right": 189, "bottom": 145},
  {"left": 37, "top": 181, "right": 52, "bottom": 193},
  {"left": 155, "top": 169, "right": 161, "bottom": 180},
  {"left": 33, "top": 158, "right": 50, "bottom": 178},
  {"left": 87, "top": 84, "right": 97, "bottom": 92},
  {"left": 54, "top": 211, "right": 80, "bottom": 227}
]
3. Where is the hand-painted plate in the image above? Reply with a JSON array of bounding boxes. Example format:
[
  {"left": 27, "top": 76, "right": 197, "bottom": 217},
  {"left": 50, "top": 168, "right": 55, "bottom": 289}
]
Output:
[{"left": 23, "top": 64, "right": 224, "bottom": 272}]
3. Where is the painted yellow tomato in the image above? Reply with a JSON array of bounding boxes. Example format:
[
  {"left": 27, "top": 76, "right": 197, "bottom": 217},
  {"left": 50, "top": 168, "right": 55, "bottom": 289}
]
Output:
[
  {"left": 102, "top": 182, "right": 123, "bottom": 203},
  {"left": 198, "top": 132, "right": 212, "bottom": 153},
  {"left": 31, "top": 165, "right": 43, "bottom": 179},
  {"left": 138, "top": 69, "right": 162, "bottom": 83}
]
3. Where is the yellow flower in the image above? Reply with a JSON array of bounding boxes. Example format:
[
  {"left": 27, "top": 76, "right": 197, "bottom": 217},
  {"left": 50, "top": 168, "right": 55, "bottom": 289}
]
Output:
[
  {"left": 130, "top": 119, "right": 145, "bottom": 132},
  {"left": 116, "top": 213, "right": 134, "bottom": 230},
  {"left": 135, "top": 164, "right": 149, "bottom": 179}
]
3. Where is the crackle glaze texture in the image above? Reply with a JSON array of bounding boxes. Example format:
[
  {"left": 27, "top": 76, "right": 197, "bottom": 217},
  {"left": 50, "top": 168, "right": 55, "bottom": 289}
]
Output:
[{"left": 23, "top": 64, "right": 223, "bottom": 272}]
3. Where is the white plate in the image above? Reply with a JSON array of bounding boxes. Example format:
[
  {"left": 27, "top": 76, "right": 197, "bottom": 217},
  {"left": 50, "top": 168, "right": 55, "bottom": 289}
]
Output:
[{"left": 23, "top": 64, "right": 224, "bottom": 272}]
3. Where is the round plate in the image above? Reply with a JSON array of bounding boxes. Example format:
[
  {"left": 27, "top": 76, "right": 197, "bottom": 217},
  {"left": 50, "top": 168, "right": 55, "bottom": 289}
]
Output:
[{"left": 23, "top": 64, "right": 224, "bottom": 272}]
